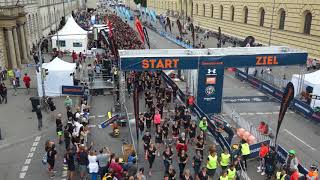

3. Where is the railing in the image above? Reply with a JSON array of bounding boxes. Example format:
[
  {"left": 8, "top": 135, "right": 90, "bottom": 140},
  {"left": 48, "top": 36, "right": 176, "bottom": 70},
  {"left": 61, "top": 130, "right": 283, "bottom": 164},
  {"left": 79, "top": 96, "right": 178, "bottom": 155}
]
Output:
[
  {"left": 223, "top": 103, "right": 274, "bottom": 146},
  {"left": 255, "top": 72, "right": 289, "bottom": 90}
]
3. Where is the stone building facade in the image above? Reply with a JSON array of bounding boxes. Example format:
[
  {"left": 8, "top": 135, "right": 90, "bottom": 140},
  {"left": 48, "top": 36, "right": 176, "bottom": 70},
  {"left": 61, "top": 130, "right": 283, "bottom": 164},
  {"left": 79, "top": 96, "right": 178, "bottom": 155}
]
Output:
[
  {"left": 147, "top": 0, "right": 320, "bottom": 59},
  {"left": 0, "top": 0, "right": 85, "bottom": 69}
]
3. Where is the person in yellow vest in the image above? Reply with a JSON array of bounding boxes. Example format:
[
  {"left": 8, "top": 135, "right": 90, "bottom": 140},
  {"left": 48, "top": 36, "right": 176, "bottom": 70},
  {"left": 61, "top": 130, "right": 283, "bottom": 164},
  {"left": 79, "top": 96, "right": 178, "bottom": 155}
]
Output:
[
  {"left": 227, "top": 164, "right": 237, "bottom": 180},
  {"left": 276, "top": 167, "right": 289, "bottom": 180},
  {"left": 199, "top": 117, "right": 208, "bottom": 132},
  {"left": 206, "top": 148, "right": 218, "bottom": 179},
  {"left": 219, "top": 170, "right": 228, "bottom": 180},
  {"left": 7, "top": 69, "right": 14, "bottom": 80},
  {"left": 240, "top": 139, "right": 251, "bottom": 170},
  {"left": 220, "top": 148, "right": 231, "bottom": 171}
]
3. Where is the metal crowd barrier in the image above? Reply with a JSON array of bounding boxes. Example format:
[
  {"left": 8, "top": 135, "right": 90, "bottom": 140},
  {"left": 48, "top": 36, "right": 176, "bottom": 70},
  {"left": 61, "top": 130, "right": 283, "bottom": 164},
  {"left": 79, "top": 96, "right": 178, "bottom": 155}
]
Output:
[{"left": 256, "top": 72, "right": 289, "bottom": 90}]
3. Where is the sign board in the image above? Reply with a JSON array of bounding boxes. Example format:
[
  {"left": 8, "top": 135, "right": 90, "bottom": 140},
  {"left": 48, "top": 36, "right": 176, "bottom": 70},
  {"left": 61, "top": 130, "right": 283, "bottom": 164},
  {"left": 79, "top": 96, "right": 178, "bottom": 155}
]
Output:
[
  {"left": 223, "top": 96, "right": 274, "bottom": 103},
  {"left": 119, "top": 47, "right": 307, "bottom": 114},
  {"left": 61, "top": 86, "right": 84, "bottom": 96}
]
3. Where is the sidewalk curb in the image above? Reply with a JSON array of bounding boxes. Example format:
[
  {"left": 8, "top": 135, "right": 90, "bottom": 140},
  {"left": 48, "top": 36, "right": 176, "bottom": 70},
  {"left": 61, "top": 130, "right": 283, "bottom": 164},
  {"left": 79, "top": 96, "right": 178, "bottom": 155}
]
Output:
[{"left": 0, "top": 128, "right": 50, "bottom": 151}]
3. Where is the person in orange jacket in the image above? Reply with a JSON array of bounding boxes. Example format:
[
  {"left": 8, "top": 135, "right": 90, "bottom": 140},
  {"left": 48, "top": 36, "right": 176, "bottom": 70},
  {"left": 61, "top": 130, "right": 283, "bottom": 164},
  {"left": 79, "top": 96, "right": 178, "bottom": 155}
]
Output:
[
  {"left": 307, "top": 164, "right": 318, "bottom": 180},
  {"left": 257, "top": 142, "right": 269, "bottom": 176}
]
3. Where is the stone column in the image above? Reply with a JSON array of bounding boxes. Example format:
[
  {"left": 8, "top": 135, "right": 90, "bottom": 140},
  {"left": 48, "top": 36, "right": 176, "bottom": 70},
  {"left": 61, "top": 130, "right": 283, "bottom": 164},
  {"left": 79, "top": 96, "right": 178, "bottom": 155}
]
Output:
[
  {"left": 23, "top": 23, "right": 31, "bottom": 60},
  {"left": 19, "top": 24, "right": 28, "bottom": 64},
  {"left": 12, "top": 27, "right": 22, "bottom": 68},
  {"left": 5, "top": 28, "right": 17, "bottom": 69},
  {"left": 0, "top": 27, "right": 8, "bottom": 68}
]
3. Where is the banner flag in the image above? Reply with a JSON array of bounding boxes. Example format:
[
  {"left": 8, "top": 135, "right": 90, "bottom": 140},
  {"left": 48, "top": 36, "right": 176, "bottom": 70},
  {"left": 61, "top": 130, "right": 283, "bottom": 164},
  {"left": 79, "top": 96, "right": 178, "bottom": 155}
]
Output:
[
  {"left": 133, "top": 86, "right": 140, "bottom": 142},
  {"left": 177, "top": 19, "right": 182, "bottom": 37},
  {"left": 143, "top": 27, "right": 150, "bottom": 49},
  {"left": 135, "top": 17, "right": 145, "bottom": 43},
  {"left": 190, "top": 23, "right": 195, "bottom": 46},
  {"left": 275, "top": 82, "right": 294, "bottom": 144}
]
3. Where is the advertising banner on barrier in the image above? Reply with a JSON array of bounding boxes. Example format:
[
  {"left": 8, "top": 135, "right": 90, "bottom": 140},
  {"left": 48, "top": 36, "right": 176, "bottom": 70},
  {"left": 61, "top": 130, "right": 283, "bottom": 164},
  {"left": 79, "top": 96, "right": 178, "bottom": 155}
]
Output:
[{"left": 61, "top": 86, "right": 84, "bottom": 95}]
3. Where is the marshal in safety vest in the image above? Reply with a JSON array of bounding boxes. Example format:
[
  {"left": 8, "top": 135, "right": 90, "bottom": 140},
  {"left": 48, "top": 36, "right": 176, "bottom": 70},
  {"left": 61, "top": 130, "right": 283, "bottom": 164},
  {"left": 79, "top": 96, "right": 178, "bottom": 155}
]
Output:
[
  {"left": 207, "top": 154, "right": 218, "bottom": 170},
  {"left": 276, "top": 172, "right": 287, "bottom": 180},
  {"left": 220, "top": 153, "right": 230, "bottom": 167},
  {"left": 228, "top": 168, "right": 236, "bottom": 179},
  {"left": 241, "top": 143, "right": 251, "bottom": 156}
]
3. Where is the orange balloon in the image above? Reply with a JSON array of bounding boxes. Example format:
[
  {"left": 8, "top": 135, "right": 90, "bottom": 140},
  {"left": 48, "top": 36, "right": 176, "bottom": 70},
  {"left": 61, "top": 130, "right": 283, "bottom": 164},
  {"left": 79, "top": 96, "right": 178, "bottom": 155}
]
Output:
[
  {"left": 242, "top": 131, "right": 251, "bottom": 140},
  {"left": 237, "top": 128, "right": 245, "bottom": 137}
]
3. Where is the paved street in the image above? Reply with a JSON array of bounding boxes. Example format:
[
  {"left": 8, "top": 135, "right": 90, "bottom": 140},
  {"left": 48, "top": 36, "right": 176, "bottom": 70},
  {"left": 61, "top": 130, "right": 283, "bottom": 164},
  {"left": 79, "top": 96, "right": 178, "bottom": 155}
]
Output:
[{"left": 0, "top": 6, "right": 319, "bottom": 180}]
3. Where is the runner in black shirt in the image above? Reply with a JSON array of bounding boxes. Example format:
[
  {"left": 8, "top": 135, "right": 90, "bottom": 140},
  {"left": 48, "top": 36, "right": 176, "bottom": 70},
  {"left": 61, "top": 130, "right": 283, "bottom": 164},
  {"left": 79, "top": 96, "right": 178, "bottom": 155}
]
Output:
[
  {"left": 196, "top": 139, "right": 205, "bottom": 158},
  {"left": 172, "top": 121, "right": 180, "bottom": 142},
  {"left": 178, "top": 149, "right": 189, "bottom": 178},
  {"left": 162, "top": 146, "right": 174, "bottom": 172},
  {"left": 162, "top": 121, "right": 169, "bottom": 144},
  {"left": 144, "top": 112, "right": 152, "bottom": 130},
  {"left": 167, "top": 165, "right": 176, "bottom": 180},
  {"left": 183, "top": 111, "right": 191, "bottom": 131},
  {"left": 197, "top": 167, "right": 209, "bottom": 180},
  {"left": 138, "top": 113, "right": 145, "bottom": 136},
  {"left": 142, "top": 131, "right": 151, "bottom": 155},
  {"left": 189, "top": 121, "right": 197, "bottom": 145},
  {"left": 155, "top": 126, "right": 163, "bottom": 156},
  {"left": 147, "top": 143, "right": 157, "bottom": 176}
]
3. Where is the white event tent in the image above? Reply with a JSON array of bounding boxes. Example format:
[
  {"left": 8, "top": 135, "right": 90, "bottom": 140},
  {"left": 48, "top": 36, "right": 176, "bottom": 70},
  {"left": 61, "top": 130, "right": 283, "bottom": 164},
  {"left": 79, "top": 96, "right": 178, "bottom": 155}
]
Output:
[
  {"left": 52, "top": 16, "right": 88, "bottom": 53},
  {"left": 37, "top": 57, "right": 76, "bottom": 97},
  {"left": 291, "top": 70, "right": 320, "bottom": 107}
]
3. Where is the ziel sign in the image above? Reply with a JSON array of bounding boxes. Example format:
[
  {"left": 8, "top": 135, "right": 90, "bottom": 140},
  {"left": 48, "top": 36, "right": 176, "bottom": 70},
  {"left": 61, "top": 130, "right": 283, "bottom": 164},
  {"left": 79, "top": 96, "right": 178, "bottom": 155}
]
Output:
[{"left": 119, "top": 47, "right": 307, "bottom": 114}]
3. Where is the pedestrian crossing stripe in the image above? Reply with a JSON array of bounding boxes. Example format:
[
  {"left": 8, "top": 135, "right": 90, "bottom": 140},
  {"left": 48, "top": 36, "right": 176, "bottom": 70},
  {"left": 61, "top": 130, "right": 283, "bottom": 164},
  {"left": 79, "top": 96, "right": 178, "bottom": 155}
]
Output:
[{"left": 238, "top": 111, "right": 295, "bottom": 116}]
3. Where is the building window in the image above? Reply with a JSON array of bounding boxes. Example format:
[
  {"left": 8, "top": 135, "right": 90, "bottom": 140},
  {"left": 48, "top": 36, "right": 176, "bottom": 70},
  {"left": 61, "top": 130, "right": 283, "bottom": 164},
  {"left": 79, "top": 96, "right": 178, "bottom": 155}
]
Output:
[
  {"left": 230, "top": 5, "right": 234, "bottom": 21},
  {"left": 191, "top": 2, "right": 193, "bottom": 16},
  {"left": 57, "top": 40, "right": 66, "bottom": 47},
  {"left": 259, "top": 8, "right": 265, "bottom": 26},
  {"left": 210, "top": 5, "right": 213, "bottom": 18},
  {"left": 73, "top": 42, "right": 82, "bottom": 47},
  {"left": 196, "top": 4, "right": 198, "bottom": 15},
  {"left": 220, "top": 5, "right": 223, "bottom": 19},
  {"left": 303, "top": 11, "right": 312, "bottom": 34},
  {"left": 278, "top": 8, "right": 286, "bottom": 30},
  {"left": 203, "top": 4, "right": 205, "bottom": 16},
  {"left": 243, "top": 6, "right": 248, "bottom": 24}
]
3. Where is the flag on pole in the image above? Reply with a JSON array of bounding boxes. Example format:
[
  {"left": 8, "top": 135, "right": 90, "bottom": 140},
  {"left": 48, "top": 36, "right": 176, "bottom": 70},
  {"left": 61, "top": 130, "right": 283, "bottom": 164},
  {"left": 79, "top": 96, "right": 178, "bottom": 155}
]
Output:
[
  {"left": 135, "top": 17, "right": 145, "bottom": 43},
  {"left": 275, "top": 82, "right": 294, "bottom": 144},
  {"left": 104, "top": 17, "right": 113, "bottom": 38},
  {"left": 133, "top": 86, "right": 140, "bottom": 142}
]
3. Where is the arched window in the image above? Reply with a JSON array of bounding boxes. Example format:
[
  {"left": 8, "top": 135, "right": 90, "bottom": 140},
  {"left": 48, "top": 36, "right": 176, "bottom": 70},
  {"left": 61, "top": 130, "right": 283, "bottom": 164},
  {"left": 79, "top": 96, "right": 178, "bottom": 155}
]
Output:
[
  {"left": 220, "top": 5, "right": 223, "bottom": 19},
  {"left": 259, "top": 8, "right": 265, "bottom": 26},
  {"left": 196, "top": 4, "right": 198, "bottom": 15},
  {"left": 278, "top": 8, "right": 286, "bottom": 30},
  {"left": 243, "top": 6, "right": 248, "bottom": 24},
  {"left": 230, "top": 5, "right": 234, "bottom": 21},
  {"left": 191, "top": 2, "right": 193, "bottom": 16},
  {"left": 210, "top": 5, "right": 214, "bottom": 18},
  {"left": 203, "top": 4, "right": 205, "bottom": 16},
  {"left": 303, "top": 11, "right": 312, "bottom": 34}
]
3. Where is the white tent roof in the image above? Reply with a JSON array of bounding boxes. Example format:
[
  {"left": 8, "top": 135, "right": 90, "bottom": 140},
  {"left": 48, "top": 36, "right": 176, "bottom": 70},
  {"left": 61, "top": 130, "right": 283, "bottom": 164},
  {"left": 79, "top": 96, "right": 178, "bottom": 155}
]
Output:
[
  {"left": 52, "top": 16, "right": 87, "bottom": 40},
  {"left": 43, "top": 57, "right": 76, "bottom": 71},
  {"left": 293, "top": 70, "right": 320, "bottom": 85}
]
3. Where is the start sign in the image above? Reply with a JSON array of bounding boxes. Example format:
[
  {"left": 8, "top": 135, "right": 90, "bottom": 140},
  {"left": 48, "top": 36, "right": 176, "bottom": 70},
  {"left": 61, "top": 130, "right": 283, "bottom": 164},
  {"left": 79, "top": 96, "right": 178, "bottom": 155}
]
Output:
[{"left": 142, "top": 58, "right": 179, "bottom": 69}]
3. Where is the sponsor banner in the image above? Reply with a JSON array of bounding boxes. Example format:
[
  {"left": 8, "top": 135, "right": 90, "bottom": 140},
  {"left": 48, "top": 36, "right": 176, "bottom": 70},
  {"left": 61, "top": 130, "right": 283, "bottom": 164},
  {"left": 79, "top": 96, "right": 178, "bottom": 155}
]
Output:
[
  {"left": 61, "top": 86, "right": 84, "bottom": 95},
  {"left": 197, "top": 66, "right": 224, "bottom": 114},
  {"left": 223, "top": 96, "right": 274, "bottom": 103},
  {"left": 99, "top": 114, "right": 120, "bottom": 129}
]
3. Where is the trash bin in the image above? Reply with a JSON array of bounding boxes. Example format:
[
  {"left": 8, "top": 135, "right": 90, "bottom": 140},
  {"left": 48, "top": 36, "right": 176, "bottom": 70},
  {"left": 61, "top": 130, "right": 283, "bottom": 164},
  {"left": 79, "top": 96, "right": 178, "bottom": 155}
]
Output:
[{"left": 30, "top": 97, "right": 40, "bottom": 112}]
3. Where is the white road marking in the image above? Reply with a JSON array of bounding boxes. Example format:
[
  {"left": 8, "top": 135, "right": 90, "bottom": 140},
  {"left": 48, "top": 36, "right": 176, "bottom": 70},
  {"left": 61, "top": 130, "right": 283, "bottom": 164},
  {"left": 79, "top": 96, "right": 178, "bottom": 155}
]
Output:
[
  {"left": 19, "top": 172, "right": 26, "bottom": 179},
  {"left": 30, "top": 147, "right": 36, "bottom": 152},
  {"left": 21, "top": 165, "right": 28, "bottom": 172},
  {"left": 264, "top": 112, "right": 273, "bottom": 115},
  {"left": 247, "top": 113, "right": 255, "bottom": 115},
  {"left": 283, "top": 129, "right": 317, "bottom": 151},
  {"left": 24, "top": 159, "right": 31, "bottom": 165},
  {"left": 27, "top": 153, "right": 33, "bottom": 158},
  {"left": 256, "top": 112, "right": 264, "bottom": 115},
  {"left": 272, "top": 112, "right": 279, "bottom": 114},
  {"left": 257, "top": 92, "right": 265, "bottom": 95},
  {"left": 87, "top": 124, "right": 97, "bottom": 128},
  {"left": 19, "top": 136, "right": 41, "bottom": 179},
  {"left": 34, "top": 136, "right": 41, "bottom": 142},
  {"left": 97, "top": 115, "right": 106, "bottom": 118},
  {"left": 32, "top": 142, "right": 38, "bottom": 147},
  {"left": 239, "top": 112, "right": 248, "bottom": 115}
]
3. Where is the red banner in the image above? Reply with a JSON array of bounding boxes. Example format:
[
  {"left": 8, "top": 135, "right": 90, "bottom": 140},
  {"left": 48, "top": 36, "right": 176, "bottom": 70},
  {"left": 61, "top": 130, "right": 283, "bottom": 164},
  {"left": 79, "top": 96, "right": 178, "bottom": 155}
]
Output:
[
  {"left": 135, "top": 17, "right": 145, "bottom": 43},
  {"left": 104, "top": 17, "right": 113, "bottom": 38}
]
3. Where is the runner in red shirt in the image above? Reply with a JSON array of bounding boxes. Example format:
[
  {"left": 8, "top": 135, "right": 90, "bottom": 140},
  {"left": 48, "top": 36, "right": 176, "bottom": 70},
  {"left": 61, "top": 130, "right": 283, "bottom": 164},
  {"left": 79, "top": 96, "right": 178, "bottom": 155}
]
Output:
[
  {"left": 23, "top": 73, "right": 31, "bottom": 94},
  {"left": 290, "top": 169, "right": 300, "bottom": 180}
]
